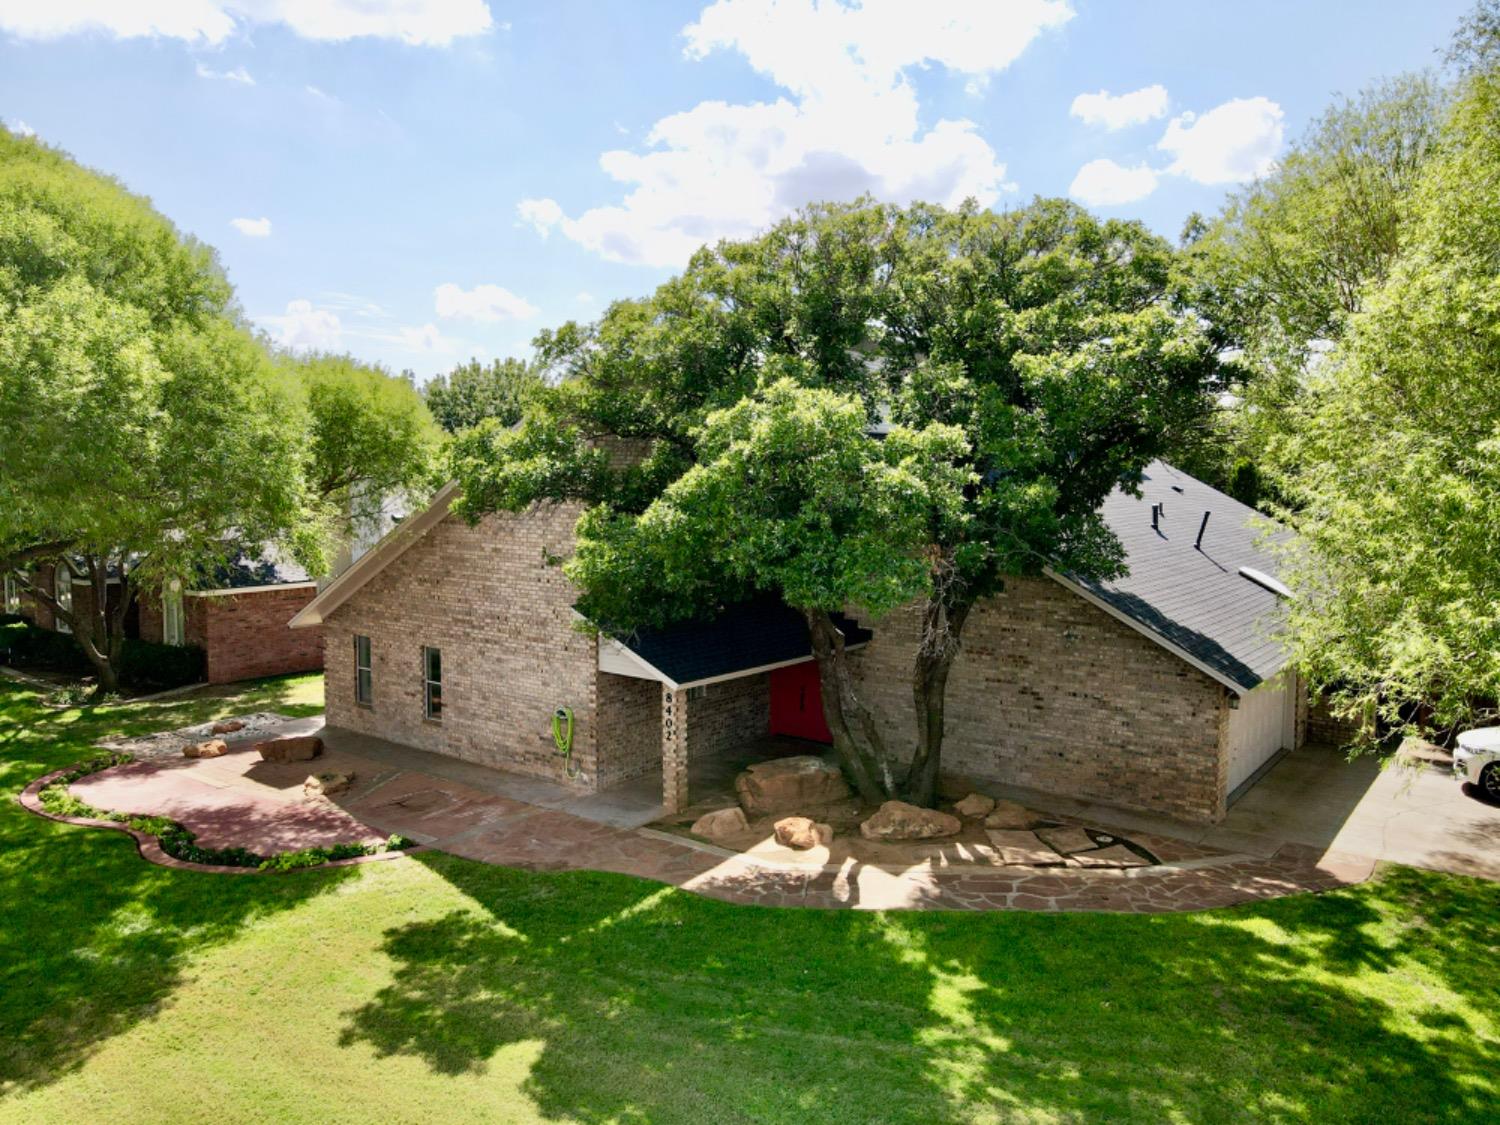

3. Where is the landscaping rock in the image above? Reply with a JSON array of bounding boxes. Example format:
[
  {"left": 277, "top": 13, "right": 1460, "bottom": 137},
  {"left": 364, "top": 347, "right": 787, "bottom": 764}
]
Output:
[
  {"left": 734, "top": 755, "right": 850, "bottom": 816},
  {"left": 773, "top": 816, "right": 833, "bottom": 849},
  {"left": 1036, "top": 826, "right": 1096, "bottom": 856},
  {"left": 304, "top": 771, "right": 353, "bottom": 799},
  {"left": 689, "top": 806, "right": 749, "bottom": 842},
  {"left": 954, "top": 792, "right": 996, "bottom": 818},
  {"left": 256, "top": 735, "right": 323, "bottom": 763},
  {"left": 983, "top": 800, "right": 1042, "bottom": 830},
  {"left": 859, "top": 800, "right": 961, "bottom": 841},
  {"left": 211, "top": 720, "right": 246, "bottom": 735},
  {"left": 183, "top": 739, "right": 227, "bottom": 759},
  {"left": 985, "top": 829, "right": 1065, "bottom": 866}
]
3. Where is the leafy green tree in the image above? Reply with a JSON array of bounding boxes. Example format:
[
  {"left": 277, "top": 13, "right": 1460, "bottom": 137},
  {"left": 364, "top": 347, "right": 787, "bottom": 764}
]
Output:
[
  {"left": 457, "top": 200, "right": 1214, "bottom": 804},
  {"left": 292, "top": 352, "right": 442, "bottom": 536},
  {"left": 1271, "top": 15, "right": 1500, "bottom": 735},
  {"left": 423, "top": 357, "right": 541, "bottom": 434},
  {"left": 1181, "top": 74, "right": 1446, "bottom": 504},
  {"left": 0, "top": 133, "right": 315, "bottom": 691}
]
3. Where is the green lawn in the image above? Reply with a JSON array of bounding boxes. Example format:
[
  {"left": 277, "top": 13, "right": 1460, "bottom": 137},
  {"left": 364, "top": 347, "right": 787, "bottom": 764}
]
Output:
[{"left": 0, "top": 676, "right": 1496, "bottom": 1123}]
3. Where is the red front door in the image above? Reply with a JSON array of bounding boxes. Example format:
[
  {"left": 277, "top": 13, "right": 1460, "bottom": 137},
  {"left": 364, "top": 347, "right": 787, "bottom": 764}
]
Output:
[{"left": 769, "top": 661, "right": 832, "bottom": 743}]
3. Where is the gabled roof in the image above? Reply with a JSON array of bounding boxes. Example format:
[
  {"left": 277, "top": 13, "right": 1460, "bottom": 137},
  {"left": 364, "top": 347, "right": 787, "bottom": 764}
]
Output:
[
  {"left": 602, "top": 599, "right": 871, "bottom": 689},
  {"left": 1047, "top": 461, "right": 1291, "bottom": 693},
  {"left": 290, "top": 482, "right": 459, "bottom": 628}
]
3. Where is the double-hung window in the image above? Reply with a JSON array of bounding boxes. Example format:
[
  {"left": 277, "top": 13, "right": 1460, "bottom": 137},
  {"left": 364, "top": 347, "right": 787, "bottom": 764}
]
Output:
[
  {"left": 354, "top": 635, "right": 373, "bottom": 706},
  {"left": 162, "top": 580, "right": 185, "bottom": 646},
  {"left": 422, "top": 646, "right": 442, "bottom": 720},
  {"left": 54, "top": 564, "right": 73, "bottom": 634},
  {"left": 3, "top": 575, "right": 18, "bottom": 615}
]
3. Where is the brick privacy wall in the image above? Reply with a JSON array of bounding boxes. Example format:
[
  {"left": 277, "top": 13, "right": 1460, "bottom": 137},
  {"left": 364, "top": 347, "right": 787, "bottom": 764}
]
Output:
[
  {"left": 322, "top": 503, "right": 602, "bottom": 789},
  {"left": 848, "top": 576, "right": 1230, "bottom": 824},
  {"left": 196, "top": 587, "right": 323, "bottom": 684},
  {"left": 687, "top": 673, "right": 770, "bottom": 761},
  {"left": 595, "top": 672, "right": 660, "bottom": 787},
  {"left": 1307, "top": 694, "right": 1362, "bottom": 746}
]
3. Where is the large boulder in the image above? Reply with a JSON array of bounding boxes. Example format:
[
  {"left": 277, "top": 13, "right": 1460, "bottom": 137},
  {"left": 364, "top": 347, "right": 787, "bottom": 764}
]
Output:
[
  {"left": 256, "top": 735, "right": 323, "bottom": 763},
  {"left": 734, "top": 755, "right": 850, "bottom": 816},
  {"left": 954, "top": 792, "right": 996, "bottom": 818},
  {"left": 773, "top": 816, "right": 834, "bottom": 850},
  {"left": 184, "top": 739, "right": 227, "bottom": 759},
  {"left": 984, "top": 800, "right": 1042, "bottom": 830},
  {"left": 304, "top": 771, "right": 353, "bottom": 799},
  {"left": 859, "top": 800, "right": 961, "bottom": 841},
  {"left": 689, "top": 806, "right": 749, "bottom": 842}
]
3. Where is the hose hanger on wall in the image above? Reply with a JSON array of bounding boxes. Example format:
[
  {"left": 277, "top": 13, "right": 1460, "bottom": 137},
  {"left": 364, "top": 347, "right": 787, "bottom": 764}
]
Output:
[{"left": 552, "top": 707, "right": 579, "bottom": 779}]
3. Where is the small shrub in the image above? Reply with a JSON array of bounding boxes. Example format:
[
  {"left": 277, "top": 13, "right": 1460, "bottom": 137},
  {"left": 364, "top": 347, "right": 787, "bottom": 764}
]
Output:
[
  {"left": 118, "top": 639, "right": 206, "bottom": 690},
  {"left": 1, "top": 622, "right": 90, "bottom": 673}
]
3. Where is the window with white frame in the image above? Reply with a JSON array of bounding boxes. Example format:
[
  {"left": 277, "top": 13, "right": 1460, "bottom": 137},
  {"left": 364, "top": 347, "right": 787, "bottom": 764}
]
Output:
[
  {"left": 53, "top": 564, "right": 72, "bottom": 633},
  {"left": 354, "top": 635, "right": 373, "bottom": 706},
  {"left": 162, "top": 579, "right": 185, "bottom": 646},
  {"left": 422, "top": 646, "right": 442, "bottom": 720},
  {"left": 3, "top": 575, "right": 18, "bottom": 615}
]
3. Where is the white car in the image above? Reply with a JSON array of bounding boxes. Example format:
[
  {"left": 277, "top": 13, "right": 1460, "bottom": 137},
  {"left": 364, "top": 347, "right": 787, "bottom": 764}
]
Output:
[{"left": 1454, "top": 726, "right": 1500, "bottom": 800}]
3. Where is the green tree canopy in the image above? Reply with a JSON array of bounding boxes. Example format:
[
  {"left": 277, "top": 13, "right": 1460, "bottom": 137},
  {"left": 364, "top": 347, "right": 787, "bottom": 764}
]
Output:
[
  {"left": 422, "top": 356, "right": 541, "bottom": 434},
  {"left": 1180, "top": 73, "right": 1446, "bottom": 503},
  {"left": 456, "top": 199, "right": 1215, "bottom": 804},
  {"left": 1271, "top": 20, "right": 1500, "bottom": 734},
  {"left": 0, "top": 130, "right": 316, "bottom": 689},
  {"left": 291, "top": 351, "right": 442, "bottom": 536}
]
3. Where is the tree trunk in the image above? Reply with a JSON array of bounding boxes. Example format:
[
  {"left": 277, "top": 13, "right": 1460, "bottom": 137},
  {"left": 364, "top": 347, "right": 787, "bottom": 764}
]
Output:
[
  {"left": 903, "top": 591, "right": 974, "bottom": 807},
  {"left": 803, "top": 607, "right": 898, "bottom": 803}
]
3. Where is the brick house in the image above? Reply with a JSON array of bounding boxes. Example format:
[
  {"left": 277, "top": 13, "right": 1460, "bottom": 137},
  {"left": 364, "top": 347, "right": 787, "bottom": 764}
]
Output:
[
  {"left": 291, "top": 462, "right": 1305, "bottom": 826},
  {"left": 11, "top": 552, "right": 323, "bottom": 685}
]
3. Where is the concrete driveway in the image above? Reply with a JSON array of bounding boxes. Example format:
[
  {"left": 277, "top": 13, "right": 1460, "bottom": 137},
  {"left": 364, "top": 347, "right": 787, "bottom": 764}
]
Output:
[{"left": 1211, "top": 745, "right": 1500, "bottom": 880}]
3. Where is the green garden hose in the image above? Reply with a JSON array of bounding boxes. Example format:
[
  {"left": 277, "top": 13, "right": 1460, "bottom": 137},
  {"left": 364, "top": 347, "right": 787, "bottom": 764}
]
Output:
[{"left": 552, "top": 707, "right": 579, "bottom": 779}]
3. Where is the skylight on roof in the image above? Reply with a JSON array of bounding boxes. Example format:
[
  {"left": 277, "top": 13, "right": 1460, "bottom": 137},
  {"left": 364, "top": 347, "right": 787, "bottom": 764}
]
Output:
[{"left": 1238, "top": 566, "right": 1293, "bottom": 599}]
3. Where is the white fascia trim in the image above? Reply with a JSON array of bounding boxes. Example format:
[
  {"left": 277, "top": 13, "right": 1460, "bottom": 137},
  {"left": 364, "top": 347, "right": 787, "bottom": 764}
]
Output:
[
  {"left": 69, "top": 577, "right": 121, "bottom": 586},
  {"left": 1043, "top": 567, "right": 1260, "bottom": 694},
  {"left": 187, "top": 582, "right": 318, "bottom": 598},
  {"left": 290, "top": 481, "right": 461, "bottom": 629}
]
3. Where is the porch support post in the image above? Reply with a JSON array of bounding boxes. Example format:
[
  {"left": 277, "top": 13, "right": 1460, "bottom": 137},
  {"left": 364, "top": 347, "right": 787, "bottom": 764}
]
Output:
[{"left": 661, "top": 683, "right": 689, "bottom": 814}]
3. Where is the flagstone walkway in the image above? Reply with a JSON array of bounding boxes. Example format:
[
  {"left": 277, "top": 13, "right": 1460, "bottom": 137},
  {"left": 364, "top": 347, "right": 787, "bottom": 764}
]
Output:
[{"left": 18, "top": 713, "right": 1381, "bottom": 911}]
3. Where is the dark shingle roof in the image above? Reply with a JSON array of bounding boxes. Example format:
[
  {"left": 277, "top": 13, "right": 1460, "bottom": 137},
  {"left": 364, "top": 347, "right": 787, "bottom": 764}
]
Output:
[
  {"left": 615, "top": 598, "right": 871, "bottom": 687},
  {"left": 1062, "top": 461, "right": 1292, "bottom": 691},
  {"left": 204, "top": 551, "right": 312, "bottom": 590}
]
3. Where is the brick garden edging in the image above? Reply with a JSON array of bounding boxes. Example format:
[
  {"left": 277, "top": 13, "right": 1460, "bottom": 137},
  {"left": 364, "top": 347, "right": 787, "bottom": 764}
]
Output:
[{"left": 16, "top": 764, "right": 427, "bottom": 876}]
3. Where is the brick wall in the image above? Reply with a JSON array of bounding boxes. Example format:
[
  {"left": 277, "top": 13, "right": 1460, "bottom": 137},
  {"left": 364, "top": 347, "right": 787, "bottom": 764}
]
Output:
[
  {"left": 1306, "top": 694, "right": 1362, "bottom": 747},
  {"left": 595, "top": 672, "right": 660, "bottom": 786},
  {"left": 687, "top": 673, "right": 770, "bottom": 761},
  {"left": 848, "top": 576, "right": 1229, "bottom": 823},
  {"left": 322, "top": 503, "right": 601, "bottom": 788},
  {"left": 195, "top": 586, "right": 323, "bottom": 684}
]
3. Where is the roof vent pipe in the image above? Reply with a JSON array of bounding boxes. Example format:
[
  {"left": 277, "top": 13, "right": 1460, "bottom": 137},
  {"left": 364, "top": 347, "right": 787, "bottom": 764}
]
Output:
[{"left": 1195, "top": 511, "right": 1211, "bottom": 550}]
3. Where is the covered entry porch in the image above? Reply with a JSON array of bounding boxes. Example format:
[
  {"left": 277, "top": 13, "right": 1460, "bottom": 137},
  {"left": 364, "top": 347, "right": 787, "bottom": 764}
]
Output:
[{"left": 595, "top": 600, "right": 871, "bottom": 814}]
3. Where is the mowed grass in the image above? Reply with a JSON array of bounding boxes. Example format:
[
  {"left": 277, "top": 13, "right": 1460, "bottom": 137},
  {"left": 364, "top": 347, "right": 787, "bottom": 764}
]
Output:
[{"left": 0, "top": 677, "right": 1496, "bottom": 1123}]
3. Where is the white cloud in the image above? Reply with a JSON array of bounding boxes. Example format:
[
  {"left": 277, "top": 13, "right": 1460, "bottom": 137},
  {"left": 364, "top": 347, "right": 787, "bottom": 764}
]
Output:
[
  {"left": 261, "top": 299, "right": 341, "bottom": 351},
  {"left": 1067, "top": 158, "right": 1159, "bottom": 206},
  {"left": 0, "top": 1, "right": 494, "bottom": 47},
  {"left": 1070, "top": 84, "right": 1168, "bottom": 130},
  {"left": 575, "top": 291, "right": 595, "bottom": 304},
  {"left": 519, "top": 0, "right": 1071, "bottom": 267},
  {"left": 1158, "top": 96, "right": 1284, "bottom": 184},
  {"left": 196, "top": 61, "right": 254, "bottom": 84},
  {"left": 6, "top": 118, "right": 34, "bottom": 137},
  {"left": 229, "top": 216, "right": 272, "bottom": 237},
  {"left": 390, "top": 323, "right": 460, "bottom": 352},
  {"left": 434, "top": 282, "right": 538, "bottom": 323},
  {"left": 516, "top": 197, "right": 564, "bottom": 237}
]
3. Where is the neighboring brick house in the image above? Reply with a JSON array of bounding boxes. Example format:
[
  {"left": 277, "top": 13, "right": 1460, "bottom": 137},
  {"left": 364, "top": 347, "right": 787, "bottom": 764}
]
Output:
[
  {"left": 12, "top": 553, "right": 323, "bottom": 685},
  {"left": 292, "top": 463, "right": 1306, "bottom": 826}
]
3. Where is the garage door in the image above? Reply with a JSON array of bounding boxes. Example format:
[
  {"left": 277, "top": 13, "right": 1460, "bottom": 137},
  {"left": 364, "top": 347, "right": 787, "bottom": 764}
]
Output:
[{"left": 1226, "top": 670, "right": 1297, "bottom": 797}]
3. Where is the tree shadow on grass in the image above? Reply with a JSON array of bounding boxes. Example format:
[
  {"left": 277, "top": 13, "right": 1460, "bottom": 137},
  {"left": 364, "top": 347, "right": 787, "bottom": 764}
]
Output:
[
  {"left": 339, "top": 853, "right": 1499, "bottom": 1123},
  {"left": 0, "top": 679, "right": 350, "bottom": 1094}
]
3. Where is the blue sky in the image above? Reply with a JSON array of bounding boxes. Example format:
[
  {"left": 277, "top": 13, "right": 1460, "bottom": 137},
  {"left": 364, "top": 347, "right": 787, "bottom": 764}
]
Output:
[{"left": 0, "top": 1, "right": 1472, "bottom": 382}]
